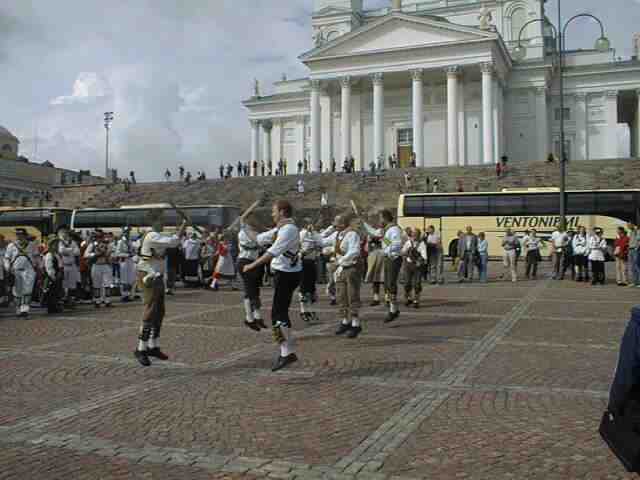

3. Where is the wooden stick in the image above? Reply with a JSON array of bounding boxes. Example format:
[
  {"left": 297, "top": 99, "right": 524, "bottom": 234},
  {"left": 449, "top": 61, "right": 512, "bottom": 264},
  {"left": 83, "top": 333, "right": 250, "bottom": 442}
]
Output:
[
  {"left": 350, "top": 200, "right": 360, "bottom": 217},
  {"left": 225, "top": 199, "right": 262, "bottom": 232}
]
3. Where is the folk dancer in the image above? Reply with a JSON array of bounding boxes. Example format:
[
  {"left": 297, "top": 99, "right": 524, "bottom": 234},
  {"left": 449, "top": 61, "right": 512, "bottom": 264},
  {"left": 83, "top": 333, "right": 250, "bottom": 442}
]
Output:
[
  {"left": 237, "top": 214, "right": 267, "bottom": 331},
  {"left": 402, "top": 228, "right": 427, "bottom": 308},
  {"left": 84, "top": 230, "right": 114, "bottom": 308},
  {"left": 115, "top": 227, "right": 137, "bottom": 302},
  {"left": 362, "top": 210, "right": 403, "bottom": 323},
  {"left": 299, "top": 220, "right": 321, "bottom": 322},
  {"left": 42, "top": 237, "right": 65, "bottom": 314},
  {"left": 4, "top": 228, "right": 38, "bottom": 317},
  {"left": 57, "top": 225, "right": 80, "bottom": 306},
  {"left": 243, "top": 200, "right": 302, "bottom": 372},
  {"left": 200, "top": 235, "right": 216, "bottom": 287},
  {"left": 182, "top": 231, "right": 202, "bottom": 287},
  {"left": 321, "top": 214, "right": 363, "bottom": 338},
  {"left": 320, "top": 223, "right": 338, "bottom": 306},
  {"left": 134, "top": 210, "right": 186, "bottom": 367},
  {"left": 365, "top": 229, "right": 385, "bottom": 306}
]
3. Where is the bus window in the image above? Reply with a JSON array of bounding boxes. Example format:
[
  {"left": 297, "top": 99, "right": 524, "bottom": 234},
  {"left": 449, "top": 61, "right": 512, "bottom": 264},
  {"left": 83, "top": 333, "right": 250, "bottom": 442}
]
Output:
[
  {"left": 425, "top": 198, "right": 455, "bottom": 217},
  {"left": 455, "top": 196, "right": 489, "bottom": 215},
  {"left": 523, "top": 194, "right": 558, "bottom": 215},
  {"left": 567, "top": 193, "right": 596, "bottom": 214},
  {"left": 490, "top": 195, "right": 523, "bottom": 216},
  {"left": 403, "top": 197, "right": 424, "bottom": 216}
]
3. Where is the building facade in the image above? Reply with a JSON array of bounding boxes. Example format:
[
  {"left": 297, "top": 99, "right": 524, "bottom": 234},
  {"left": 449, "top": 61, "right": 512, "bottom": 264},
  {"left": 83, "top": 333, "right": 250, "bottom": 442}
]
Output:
[{"left": 243, "top": 0, "right": 640, "bottom": 173}]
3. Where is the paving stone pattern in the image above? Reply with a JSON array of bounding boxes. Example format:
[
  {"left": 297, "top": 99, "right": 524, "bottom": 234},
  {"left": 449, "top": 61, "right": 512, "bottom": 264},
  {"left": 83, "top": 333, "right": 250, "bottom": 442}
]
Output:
[{"left": 0, "top": 264, "right": 636, "bottom": 479}]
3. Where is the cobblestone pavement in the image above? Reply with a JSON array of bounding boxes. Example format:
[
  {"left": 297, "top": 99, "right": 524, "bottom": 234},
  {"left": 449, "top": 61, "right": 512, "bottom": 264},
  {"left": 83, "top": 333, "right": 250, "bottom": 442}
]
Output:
[{"left": 1, "top": 265, "right": 637, "bottom": 479}]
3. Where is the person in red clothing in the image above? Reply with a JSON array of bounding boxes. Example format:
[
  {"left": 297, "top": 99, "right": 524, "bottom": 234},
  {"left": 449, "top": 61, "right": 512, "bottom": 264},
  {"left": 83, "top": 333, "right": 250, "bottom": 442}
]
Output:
[
  {"left": 496, "top": 162, "right": 502, "bottom": 178},
  {"left": 614, "top": 226, "right": 630, "bottom": 286}
]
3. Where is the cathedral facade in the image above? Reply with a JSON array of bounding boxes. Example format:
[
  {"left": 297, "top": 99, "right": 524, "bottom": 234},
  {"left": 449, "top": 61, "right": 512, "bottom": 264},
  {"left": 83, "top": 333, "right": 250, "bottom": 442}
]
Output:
[{"left": 243, "top": 0, "right": 640, "bottom": 173}]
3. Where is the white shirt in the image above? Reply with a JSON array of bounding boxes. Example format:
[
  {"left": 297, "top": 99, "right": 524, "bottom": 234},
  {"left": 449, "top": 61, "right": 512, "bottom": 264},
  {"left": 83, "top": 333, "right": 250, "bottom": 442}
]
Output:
[
  {"left": 138, "top": 231, "right": 181, "bottom": 275},
  {"left": 297, "top": 179, "right": 305, "bottom": 193},
  {"left": 114, "top": 238, "right": 133, "bottom": 260},
  {"left": 264, "top": 222, "right": 302, "bottom": 273},
  {"left": 321, "top": 229, "right": 360, "bottom": 267},
  {"left": 401, "top": 239, "right": 427, "bottom": 263},
  {"left": 363, "top": 223, "right": 403, "bottom": 259},
  {"left": 551, "top": 230, "right": 568, "bottom": 249},
  {"left": 588, "top": 235, "right": 607, "bottom": 261},
  {"left": 44, "top": 252, "right": 61, "bottom": 279},
  {"left": 182, "top": 238, "right": 202, "bottom": 260},
  {"left": 477, "top": 239, "right": 489, "bottom": 254},
  {"left": 572, "top": 234, "right": 588, "bottom": 256},
  {"left": 238, "top": 225, "right": 261, "bottom": 261},
  {"left": 300, "top": 228, "right": 321, "bottom": 259},
  {"left": 425, "top": 232, "right": 441, "bottom": 249},
  {"left": 524, "top": 236, "right": 541, "bottom": 252},
  {"left": 58, "top": 239, "right": 80, "bottom": 266},
  {"left": 5, "top": 241, "right": 38, "bottom": 273}
]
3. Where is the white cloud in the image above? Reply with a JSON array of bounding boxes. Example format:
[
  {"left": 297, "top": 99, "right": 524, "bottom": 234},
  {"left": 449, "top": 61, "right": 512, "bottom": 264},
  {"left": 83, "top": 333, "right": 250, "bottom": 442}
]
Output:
[{"left": 50, "top": 72, "right": 110, "bottom": 105}]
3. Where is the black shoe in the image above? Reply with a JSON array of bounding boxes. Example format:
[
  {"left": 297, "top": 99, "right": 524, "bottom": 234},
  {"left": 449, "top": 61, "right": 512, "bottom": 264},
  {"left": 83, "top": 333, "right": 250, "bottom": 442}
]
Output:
[
  {"left": 405, "top": 299, "right": 412, "bottom": 307},
  {"left": 94, "top": 303, "right": 100, "bottom": 309},
  {"left": 146, "top": 347, "right": 169, "bottom": 361},
  {"left": 330, "top": 299, "right": 337, "bottom": 306},
  {"left": 255, "top": 318, "right": 267, "bottom": 329},
  {"left": 272, "top": 353, "right": 298, "bottom": 372},
  {"left": 347, "top": 326, "right": 362, "bottom": 338},
  {"left": 245, "top": 320, "right": 261, "bottom": 332},
  {"left": 370, "top": 300, "right": 381, "bottom": 306},
  {"left": 335, "top": 323, "right": 351, "bottom": 335},
  {"left": 413, "top": 302, "right": 420, "bottom": 309},
  {"left": 104, "top": 303, "right": 113, "bottom": 308},
  {"left": 384, "top": 311, "right": 400, "bottom": 324},
  {"left": 134, "top": 350, "right": 151, "bottom": 367}
]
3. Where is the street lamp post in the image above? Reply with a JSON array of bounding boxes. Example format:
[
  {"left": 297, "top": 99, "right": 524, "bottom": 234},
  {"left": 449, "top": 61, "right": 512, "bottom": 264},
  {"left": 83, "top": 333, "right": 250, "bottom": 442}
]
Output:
[
  {"left": 512, "top": 8, "right": 610, "bottom": 231},
  {"left": 104, "top": 112, "right": 114, "bottom": 181}
]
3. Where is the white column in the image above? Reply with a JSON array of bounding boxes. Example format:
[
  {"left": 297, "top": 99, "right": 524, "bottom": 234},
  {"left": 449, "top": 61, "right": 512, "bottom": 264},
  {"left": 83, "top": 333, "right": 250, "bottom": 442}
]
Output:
[
  {"left": 457, "top": 74, "right": 467, "bottom": 166},
  {"left": 320, "top": 87, "right": 333, "bottom": 172},
  {"left": 481, "top": 63, "right": 494, "bottom": 165},
  {"left": 605, "top": 90, "right": 619, "bottom": 158},
  {"left": 446, "top": 66, "right": 460, "bottom": 166},
  {"left": 298, "top": 116, "right": 306, "bottom": 171},
  {"left": 493, "top": 80, "right": 502, "bottom": 163},
  {"left": 250, "top": 120, "right": 260, "bottom": 175},
  {"left": 340, "top": 76, "right": 352, "bottom": 164},
  {"left": 636, "top": 90, "right": 640, "bottom": 158},
  {"left": 411, "top": 69, "right": 424, "bottom": 167},
  {"left": 534, "top": 87, "right": 549, "bottom": 162},
  {"left": 262, "top": 122, "right": 271, "bottom": 176},
  {"left": 310, "top": 80, "right": 321, "bottom": 173},
  {"left": 574, "top": 92, "right": 588, "bottom": 160},
  {"left": 372, "top": 73, "right": 385, "bottom": 168}
]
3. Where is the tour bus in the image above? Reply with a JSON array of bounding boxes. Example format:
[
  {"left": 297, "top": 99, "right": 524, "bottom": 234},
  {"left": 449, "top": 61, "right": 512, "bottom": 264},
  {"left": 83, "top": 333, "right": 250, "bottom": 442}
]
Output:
[
  {"left": 397, "top": 189, "right": 640, "bottom": 258},
  {"left": 0, "top": 207, "right": 72, "bottom": 241},
  {"left": 0, "top": 204, "right": 240, "bottom": 241},
  {"left": 71, "top": 204, "right": 240, "bottom": 234}
]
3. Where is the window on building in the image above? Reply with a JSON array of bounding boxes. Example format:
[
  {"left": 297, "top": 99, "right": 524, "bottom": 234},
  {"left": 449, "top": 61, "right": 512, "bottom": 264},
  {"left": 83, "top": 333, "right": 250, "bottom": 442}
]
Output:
[
  {"left": 397, "top": 128, "right": 413, "bottom": 145},
  {"left": 1, "top": 144, "right": 12, "bottom": 152},
  {"left": 511, "top": 7, "right": 527, "bottom": 42},
  {"left": 554, "top": 108, "right": 571, "bottom": 121}
]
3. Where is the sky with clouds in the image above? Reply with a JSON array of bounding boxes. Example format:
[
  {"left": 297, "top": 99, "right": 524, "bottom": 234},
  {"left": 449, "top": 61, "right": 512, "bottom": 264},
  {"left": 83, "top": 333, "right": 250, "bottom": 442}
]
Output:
[{"left": 0, "top": 0, "right": 637, "bottom": 181}]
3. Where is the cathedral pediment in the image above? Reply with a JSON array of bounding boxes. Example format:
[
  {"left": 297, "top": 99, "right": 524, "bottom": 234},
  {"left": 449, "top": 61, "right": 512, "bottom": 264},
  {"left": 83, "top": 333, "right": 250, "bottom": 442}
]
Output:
[
  {"left": 313, "top": 6, "right": 354, "bottom": 17},
  {"left": 301, "top": 12, "right": 497, "bottom": 61}
]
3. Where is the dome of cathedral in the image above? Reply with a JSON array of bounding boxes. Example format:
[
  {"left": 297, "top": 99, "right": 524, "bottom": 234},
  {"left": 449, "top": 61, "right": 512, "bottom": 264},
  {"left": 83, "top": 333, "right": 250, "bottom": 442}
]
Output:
[{"left": 0, "top": 126, "right": 19, "bottom": 141}]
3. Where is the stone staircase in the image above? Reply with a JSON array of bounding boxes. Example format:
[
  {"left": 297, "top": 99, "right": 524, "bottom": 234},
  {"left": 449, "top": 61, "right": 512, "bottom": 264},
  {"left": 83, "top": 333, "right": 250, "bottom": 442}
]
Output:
[{"left": 42, "top": 158, "right": 639, "bottom": 215}]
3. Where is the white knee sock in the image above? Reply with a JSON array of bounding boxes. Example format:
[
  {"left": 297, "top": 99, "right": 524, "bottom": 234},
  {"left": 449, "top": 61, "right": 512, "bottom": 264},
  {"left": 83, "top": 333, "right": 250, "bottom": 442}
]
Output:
[
  {"left": 390, "top": 302, "right": 397, "bottom": 313},
  {"left": 341, "top": 318, "right": 349, "bottom": 325},
  {"left": 253, "top": 308, "right": 262, "bottom": 320},
  {"left": 243, "top": 299, "right": 254, "bottom": 323},
  {"left": 351, "top": 317, "right": 360, "bottom": 328},
  {"left": 279, "top": 326, "right": 294, "bottom": 357}
]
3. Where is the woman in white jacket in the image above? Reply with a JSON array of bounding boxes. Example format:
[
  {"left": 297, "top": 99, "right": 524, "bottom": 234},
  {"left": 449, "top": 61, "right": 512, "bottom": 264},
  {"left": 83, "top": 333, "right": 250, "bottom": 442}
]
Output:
[
  {"left": 588, "top": 228, "right": 607, "bottom": 285},
  {"left": 572, "top": 226, "right": 589, "bottom": 282}
]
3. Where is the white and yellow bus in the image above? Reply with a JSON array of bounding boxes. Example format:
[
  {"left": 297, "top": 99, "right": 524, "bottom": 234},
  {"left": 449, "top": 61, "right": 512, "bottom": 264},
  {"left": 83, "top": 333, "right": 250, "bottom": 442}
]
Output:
[{"left": 397, "top": 189, "right": 640, "bottom": 258}]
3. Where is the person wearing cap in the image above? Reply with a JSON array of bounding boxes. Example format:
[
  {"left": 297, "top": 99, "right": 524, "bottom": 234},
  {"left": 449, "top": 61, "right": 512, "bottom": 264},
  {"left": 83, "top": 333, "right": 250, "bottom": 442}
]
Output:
[
  {"left": 319, "top": 213, "right": 363, "bottom": 338},
  {"left": 43, "top": 237, "right": 64, "bottom": 314},
  {"left": 4, "top": 228, "right": 38, "bottom": 317},
  {"left": 115, "top": 227, "right": 137, "bottom": 302},
  {"left": 588, "top": 227, "right": 607, "bottom": 285},
  {"left": 298, "top": 219, "right": 321, "bottom": 323},
  {"left": 134, "top": 209, "right": 186, "bottom": 367},
  {"left": 57, "top": 225, "right": 80, "bottom": 306},
  {"left": 84, "top": 229, "right": 114, "bottom": 308}
]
